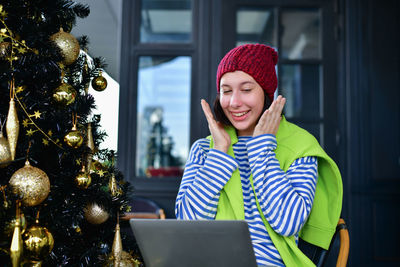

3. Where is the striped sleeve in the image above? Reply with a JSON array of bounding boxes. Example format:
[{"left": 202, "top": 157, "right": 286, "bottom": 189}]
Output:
[
  {"left": 175, "top": 138, "right": 238, "bottom": 220},
  {"left": 246, "top": 134, "right": 318, "bottom": 237}
]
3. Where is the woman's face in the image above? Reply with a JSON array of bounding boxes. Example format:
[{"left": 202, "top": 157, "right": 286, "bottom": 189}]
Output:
[{"left": 219, "top": 71, "right": 265, "bottom": 136}]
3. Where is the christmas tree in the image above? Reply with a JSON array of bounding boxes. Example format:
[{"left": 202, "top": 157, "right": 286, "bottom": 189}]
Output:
[{"left": 0, "top": 1, "right": 139, "bottom": 266}]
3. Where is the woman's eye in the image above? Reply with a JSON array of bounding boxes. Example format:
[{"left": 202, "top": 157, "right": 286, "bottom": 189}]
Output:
[
  {"left": 242, "top": 88, "right": 252, "bottom": 92},
  {"left": 222, "top": 90, "right": 232, "bottom": 94}
]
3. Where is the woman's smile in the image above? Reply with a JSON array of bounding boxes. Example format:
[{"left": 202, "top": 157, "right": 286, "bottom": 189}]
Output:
[{"left": 219, "top": 71, "right": 265, "bottom": 136}]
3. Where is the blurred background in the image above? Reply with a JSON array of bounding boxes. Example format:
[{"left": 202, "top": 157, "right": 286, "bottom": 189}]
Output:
[{"left": 73, "top": 0, "right": 399, "bottom": 266}]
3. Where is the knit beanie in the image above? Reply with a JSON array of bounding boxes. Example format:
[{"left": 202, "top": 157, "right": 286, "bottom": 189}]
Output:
[{"left": 216, "top": 44, "right": 278, "bottom": 102}]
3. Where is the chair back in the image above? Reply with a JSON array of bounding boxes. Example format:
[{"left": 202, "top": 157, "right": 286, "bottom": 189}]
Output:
[{"left": 299, "top": 218, "right": 349, "bottom": 267}]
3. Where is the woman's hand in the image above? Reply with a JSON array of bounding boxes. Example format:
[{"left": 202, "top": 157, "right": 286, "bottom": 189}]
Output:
[
  {"left": 201, "top": 99, "right": 231, "bottom": 153},
  {"left": 253, "top": 95, "right": 286, "bottom": 137}
]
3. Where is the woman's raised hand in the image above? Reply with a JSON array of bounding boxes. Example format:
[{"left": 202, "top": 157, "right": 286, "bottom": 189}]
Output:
[
  {"left": 201, "top": 99, "right": 231, "bottom": 153},
  {"left": 253, "top": 95, "right": 286, "bottom": 137}
]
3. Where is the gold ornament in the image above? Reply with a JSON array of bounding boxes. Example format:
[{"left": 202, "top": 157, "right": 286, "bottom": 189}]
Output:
[
  {"left": 84, "top": 202, "right": 109, "bottom": 224},
  {"left": 105, "top": 221, "right": 140, "bottom": 267},
  {"left": 91, "top": 70, "right": 107, "bottom": 91},
  {"left": 64, "top": 125, "right": 84, "bottom": 148},
  {"left": 83, "top": 60, "right": 90, "bottom": 94},
  {"left": 9, "top": 160, "right": 50, "bottom": 206},
  {"left": 6, "top": 98, "right": 19, "bottom": 161},
  {"left": 23, "top": 219, "right": 54, "bottom": 261},
  {"left": 10, "top": 203, "right": 23, "bottom": 267},
  {"left": 75, "top": 165, "right": 91, "bottom": 189},
  {"left": 0, "top": 130, "right": 11, "bottom": 167},
  {"left": 86, "top": 122, "right": 94, "bottom": 170},
  {"left": 50, "top": 28, "right": 80, "bottom": 65},
  {"left": 52, "top": 82, "right": 77, "bottom": 106},
  {"left": 109, "top": 174, "right": 122, "bottom": 197},
  {"left": 0, "top": 41, "right": 11, "bottom": 58}
]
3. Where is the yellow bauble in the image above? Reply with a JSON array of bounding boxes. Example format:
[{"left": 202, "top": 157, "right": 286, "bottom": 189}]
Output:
[
  {"left": 9, "top": 161, "right": 50, "bottom": 206},
  {"left": 84, "top": 202, "right": 109, "bottom": 224},
  {"left": 0, "top": 131, "right": 11, "bottom": 167},
  {"left": 53, "top": 82, "right": 77, "bottom": 106},
  {"left": 64, "top": 127, "right": 84, "bottom": 148},
  {"left": 75, "top": 170, "right": 91, "bottom": 189},
  {"left": 50, "top": 28, "right": 80, "bottom": 65},
  {"left": 23, "top": 223, "right": 54, "bottom": 261},
  {"left": 91, "top": 75, "right": 107, "bottom": 91}
]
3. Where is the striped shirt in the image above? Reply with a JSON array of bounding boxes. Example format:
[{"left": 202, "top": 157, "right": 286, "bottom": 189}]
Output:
[{"left": 175, "top": 134, "right": 318, "bottom": 266}]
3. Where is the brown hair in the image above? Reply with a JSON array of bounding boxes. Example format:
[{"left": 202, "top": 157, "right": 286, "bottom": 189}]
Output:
[{"left": 213, "top": 91, "right": 273, "bottom": 126}]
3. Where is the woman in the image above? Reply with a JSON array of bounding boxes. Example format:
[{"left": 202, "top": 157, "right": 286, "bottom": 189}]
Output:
[{"left": 175, "top": 44, "right": 342, "bottom": 267}]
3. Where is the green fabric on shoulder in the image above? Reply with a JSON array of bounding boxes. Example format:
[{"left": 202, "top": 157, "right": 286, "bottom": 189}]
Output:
[{"left": 210, "top": 116, "right": 343, "bottom": 266}]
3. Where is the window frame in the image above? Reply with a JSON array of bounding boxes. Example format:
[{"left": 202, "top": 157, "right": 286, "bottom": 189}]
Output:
[{"left": 118, "top": 0, "right": 214, "bottom": 199}]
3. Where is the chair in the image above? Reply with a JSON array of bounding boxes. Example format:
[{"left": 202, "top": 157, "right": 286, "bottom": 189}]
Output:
[
  {"left": 299, "top": 218, "right": 350, "bottom": 267},
  {"left": 121, "top": 197, "right": 166, "bottom": 220}
]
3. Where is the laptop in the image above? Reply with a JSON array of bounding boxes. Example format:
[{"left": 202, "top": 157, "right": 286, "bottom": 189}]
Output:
[{"left": 129, "top": 219, "right": 258, "bottom": 267}]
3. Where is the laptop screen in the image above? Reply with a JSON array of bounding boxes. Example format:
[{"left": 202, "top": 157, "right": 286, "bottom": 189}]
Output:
[{"left": 130, "top": 219, "right": 258, "bottom": 267}]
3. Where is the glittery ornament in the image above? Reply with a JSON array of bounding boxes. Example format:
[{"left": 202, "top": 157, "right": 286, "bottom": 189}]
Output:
[
  {"left": 75, "top": 165, "right": 91, "bottom": 189},
  {"left": 106, "top": 222, "right": 140, "bottom": 267},
  {"left": 6, "top": 98, "right": 19, "bottom": 160},
  {"left": 0, "top": 130, "right": 11, "bottom": 167},
  {"left": 64, "top": 125, "right": 84, "bottom": 148},
  {"left": 84, "top": 202, "right": 109, "bottom": 225},
  {"left": 9, "top": 160, "right": 50, "bottom": 206},
  {"left": 23, "top": 219, "right": 54, "bottom": 261},
  {"left": 91, "top": 70, "right": 107, "bottom": 91},
  {"left": 52, "top": 82, "right": 77, "bottom": 106},
  {"left": 50, "top": 28, "right": 80, "bottom": 65}
]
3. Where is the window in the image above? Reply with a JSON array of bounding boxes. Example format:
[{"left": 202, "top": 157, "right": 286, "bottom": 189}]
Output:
[
  {"left": 118, "top": 0, "right": 199, "bottom": 191},
  {"left": 136, "top": 56, "right": 191, "bottom": 177}
]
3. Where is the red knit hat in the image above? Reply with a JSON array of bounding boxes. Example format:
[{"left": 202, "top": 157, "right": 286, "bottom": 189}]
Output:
[{"left": 216, "top": 44, "right": 278, "bottom": 102}]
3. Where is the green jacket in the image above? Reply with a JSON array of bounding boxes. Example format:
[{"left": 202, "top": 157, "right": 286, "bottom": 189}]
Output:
[{"left": 210, "top": 116, "right": 343, "bottom": 267}]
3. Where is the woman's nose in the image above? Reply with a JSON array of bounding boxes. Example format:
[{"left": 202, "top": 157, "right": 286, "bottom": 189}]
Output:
[{"left": 230, "top": 91, "right": 242, "bottom": 108}]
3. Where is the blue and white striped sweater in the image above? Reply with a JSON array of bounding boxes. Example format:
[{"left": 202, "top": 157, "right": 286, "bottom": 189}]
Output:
[{"left": 176, "top": 134, "right": 318, "bottom": 266}]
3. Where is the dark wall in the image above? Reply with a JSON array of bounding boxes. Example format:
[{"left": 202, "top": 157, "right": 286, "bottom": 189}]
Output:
[{"left": 345, "top": 0, "right": 400, "bottom": 265}]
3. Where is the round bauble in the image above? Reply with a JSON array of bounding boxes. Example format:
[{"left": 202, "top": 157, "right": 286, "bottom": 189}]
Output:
[
  {"left": 23, "top": 223, "right": 54, "bottom": 261},
  {"left": 64, "top": 127, "right": 84, "bottom": 148},
  {"left": 0, "top": 132, "right": 11, "bottom": 167},
  {"left": 75, "top": 171, "right": 91, "bottom": 189},
  {"left": 9, "top": 161, "right": 50, "bottom": 206},
  {"left": 91, "top": 75, "right": 107, "bottom": 91},
  {"left": 84, "top": 202, "right": 109, "bottom": 225},
  {"left": 52, "top": 82, "right": 77, "bottom": 106},
  {"left": 50, "top": 28, "right": 80, "bottom": 65}
]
